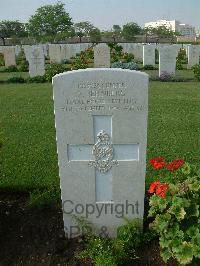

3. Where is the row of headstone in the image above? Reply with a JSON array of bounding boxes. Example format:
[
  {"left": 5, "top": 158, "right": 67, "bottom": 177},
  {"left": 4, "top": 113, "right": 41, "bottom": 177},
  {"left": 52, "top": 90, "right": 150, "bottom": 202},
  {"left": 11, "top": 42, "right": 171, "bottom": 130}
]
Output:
[
  {"left": 122, "top": 43, "right": 199, "bottom": 75},
  {"left": 48, "top": 43, "right": 91, "bottom": 63},
  {"left": 0, "top": 43, "right": 200, "bottom": 77}
]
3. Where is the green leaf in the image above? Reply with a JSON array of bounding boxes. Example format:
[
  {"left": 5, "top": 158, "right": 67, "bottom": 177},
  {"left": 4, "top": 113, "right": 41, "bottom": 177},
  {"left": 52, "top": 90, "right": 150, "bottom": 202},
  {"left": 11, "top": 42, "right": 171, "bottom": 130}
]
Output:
[
  {"left": 161, "top": 248, "right": 172, "bottom": 263},
  {"left": 168, "top": 206, "right": 186, "bottom": 221},
  {"left": 175, "top": 242, "right": 194, "bottom": 265}
]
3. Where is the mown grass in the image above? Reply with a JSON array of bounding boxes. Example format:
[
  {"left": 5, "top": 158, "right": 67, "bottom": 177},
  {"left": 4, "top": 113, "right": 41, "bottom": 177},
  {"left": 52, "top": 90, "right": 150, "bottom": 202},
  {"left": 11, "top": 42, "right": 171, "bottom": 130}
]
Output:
[
  {"left": 0, "top": 83, "right": 59, "bottom": 205},
  {"left": 144, "top": 69, "right": 195, "bottom": 80},
  {"left": 0, "top": 81, "right": 199, "bottom": 205},
  {"left": 147, "top": 81, "right": 200, "bottom": 169},
  {"left": 0, "top": 72, "right": 29, "bottom": 81},
  {"left": 0, "top": 69, "right": 195, "bottom": 82}
]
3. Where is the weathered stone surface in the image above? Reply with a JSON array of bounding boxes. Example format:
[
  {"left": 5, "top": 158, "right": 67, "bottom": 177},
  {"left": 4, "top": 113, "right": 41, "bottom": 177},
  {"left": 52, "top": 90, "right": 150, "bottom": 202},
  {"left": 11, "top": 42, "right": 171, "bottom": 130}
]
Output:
[
  {"left": 53, "top": 68, "right": 149, "bottom": 238},
  {"left": 94, "top": 44, "right": 110, "bottom": 68}
]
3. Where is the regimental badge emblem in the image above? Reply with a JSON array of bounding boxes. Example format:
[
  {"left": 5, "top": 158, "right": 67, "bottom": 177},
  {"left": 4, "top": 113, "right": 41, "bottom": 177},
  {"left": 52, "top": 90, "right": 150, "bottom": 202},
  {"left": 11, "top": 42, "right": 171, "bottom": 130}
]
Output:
[{"left": 88, "top": 130, "right": 118, "bottom": 173}]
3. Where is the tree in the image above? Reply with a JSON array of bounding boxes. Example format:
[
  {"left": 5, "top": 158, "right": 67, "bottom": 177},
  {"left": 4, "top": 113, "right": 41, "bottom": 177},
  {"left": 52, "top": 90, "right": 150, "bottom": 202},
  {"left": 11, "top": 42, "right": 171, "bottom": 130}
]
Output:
[
  {"left": 27, "top": 2, "right": 72, "bottom": 40},
  {"left": 143, "top": 26, "right": 153, "bottom": 43},
  {"left": 112, "top": 25, "right": 121, "bottom": 42},
  {"left": 122, "top": 22, "right": 142, "bottom": 41},
  {"left": 74, "top": 21, "right": 94, "bottom": 42},
  {"left": 113, "top": 25, "right": 121, "bottom": 33},
  {"left": 0, "top": 20, "right": 27, "bottom": 45},
  {"left": 89, "top": 27, "right": 101, "bottom": 43},
  {"left": 150, "top": 26, "right": 179, "bottom": 43}
]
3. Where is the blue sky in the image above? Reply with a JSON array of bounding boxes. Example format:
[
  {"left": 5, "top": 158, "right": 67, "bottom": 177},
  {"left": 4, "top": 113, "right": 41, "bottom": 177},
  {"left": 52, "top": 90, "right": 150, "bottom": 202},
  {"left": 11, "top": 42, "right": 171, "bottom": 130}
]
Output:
[{"left": 0, "top": 0, "right": 199, "bottom": 30}]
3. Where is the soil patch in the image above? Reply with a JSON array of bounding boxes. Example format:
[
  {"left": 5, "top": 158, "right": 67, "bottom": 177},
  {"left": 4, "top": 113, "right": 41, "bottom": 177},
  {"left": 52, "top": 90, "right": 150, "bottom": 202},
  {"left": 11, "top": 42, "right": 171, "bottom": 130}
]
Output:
[{"left": 0, "top": 192, "right": 177, "bottom": 266}]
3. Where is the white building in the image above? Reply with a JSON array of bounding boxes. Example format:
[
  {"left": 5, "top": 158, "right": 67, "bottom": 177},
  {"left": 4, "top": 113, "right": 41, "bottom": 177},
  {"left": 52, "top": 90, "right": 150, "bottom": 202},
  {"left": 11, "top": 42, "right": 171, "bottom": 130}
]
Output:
[
  {"left": 145, "top": 20, "right": 195, "bottom": 36},
  {"left": 196, "top": 27, "right": 200, "bottom": 37}
]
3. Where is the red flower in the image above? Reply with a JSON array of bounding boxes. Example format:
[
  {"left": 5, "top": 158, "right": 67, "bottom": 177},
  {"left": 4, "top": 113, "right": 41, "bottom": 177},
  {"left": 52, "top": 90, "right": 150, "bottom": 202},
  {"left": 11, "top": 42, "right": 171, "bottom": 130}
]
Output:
[
  {"left": 167, "top": 159, "right": 184, "bottom": 172},
  {"left": 148, "top": 181, "right": 168, "bottom": 198},
  {"left": 156, "top": 184, "right": 169, "bottom": 198},
  {"left": 150, "top": 157, "right": 166, "bottom": 170},
  {"left": 147, "top": 181, "right": 161, "bottom": 194}
]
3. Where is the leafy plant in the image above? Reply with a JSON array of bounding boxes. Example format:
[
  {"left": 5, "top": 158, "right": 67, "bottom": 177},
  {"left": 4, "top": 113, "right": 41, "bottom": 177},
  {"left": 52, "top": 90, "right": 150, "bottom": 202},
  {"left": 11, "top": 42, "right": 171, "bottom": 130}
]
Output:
[
  {"left": 8, "top": 76, "right": 26, "bottom": 83},
  {"left": 0, "top": 53, "right": 5, "bottom": 66},
  {"left": 124, "top": 62, "right": 139, "bottom": 70},
  {"left": 85, "top": 47, "right": 94, "bottom": 60},
  {"left": 122, "top": 52, "right": 134, "bottom": 63},
  {"left": 18, "top": 61, "right": 29, "bottom": 72},
  {"left": 16, "top": 50, "right": 29, "bottom": 72},
  {"left": 27, "top": 75, "right": 46, "bottom": 83},
  {"left": 177, "top": 48, "right": 187, "bottom": 61},
  {"left": 192, "top": 64, "right": 200, "bottom": 81},
  {"left": 143, "top": 64, "right": 156, "bottom": 70},
  {"left": 155, "top": 48, "right": 159, "bottom": 64},
  {"left": 147, "top": 157, "right": 200, "bottom": 265},
  {"left": 45, "top": 63, "right": 66, "bottom": 82},
  {"left": 109, "top": 43, "right": 123, "bottom": 62},
  {"left": 71, "top": 56, "right": 88, "bottom": 70},
  {"left": 111, "top": 61, "right": 124, "bottom": 68},
  {"left": 4, "top": 65, "right": 18, "bottom": 72},
  {"left": 77, "top": 218, "right": 142, "bottom": 265},
  {"left": 111, "top": 61, "right": 139, "bottom": 70},
  {"left": 176, "top": 59, "right": 184, "bottom": 70}
]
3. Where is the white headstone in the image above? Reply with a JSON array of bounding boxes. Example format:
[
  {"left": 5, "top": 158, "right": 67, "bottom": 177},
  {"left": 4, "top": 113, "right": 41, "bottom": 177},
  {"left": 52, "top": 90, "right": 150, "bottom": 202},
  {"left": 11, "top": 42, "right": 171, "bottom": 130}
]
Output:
[
  {"left": 133, "top": 44, "right": 143, "bottom": 62},
  {"left": 52, "top": 68, "right": 148, "bottom": 238},
  {"left": 73, "top": 44, "right": 81, "bottom": 55},
  {"left": 14, "top": 45, "right": 21, "bottom": 56},
  {"left": 49, "top": 44, "right": 62, "bottom": 63},
  {"left": 120, "top": 43, "right": 127, "bottom": 53},
  {"left": 159, "top": 45, "right": 177, "bottom": 77},
  {"left": 25, "top": 46, "right": 45, "bottom": 77},
  {"left": 183, "top": 44, "right": 188, "bottom": 56},
  {"left": 3, "top": 46, "right": 16, "bottom": 67},
  {"left": 126, "top": 43, "right": 134, "bottom": 54},
  {"left": 143, "top": 45, "right": 155, "bottom": 66},
  {"left": 41, "top": 44, "right": 48, "bottom": 57},
  {"left": 94, "top": 44, "right": 110, "bottom": 68},
  {"left": 69, "top": 44, "right": 77, "bottom": 58},
  {"left": 187, "top": 45, "right": 200, "bottom": 69}
]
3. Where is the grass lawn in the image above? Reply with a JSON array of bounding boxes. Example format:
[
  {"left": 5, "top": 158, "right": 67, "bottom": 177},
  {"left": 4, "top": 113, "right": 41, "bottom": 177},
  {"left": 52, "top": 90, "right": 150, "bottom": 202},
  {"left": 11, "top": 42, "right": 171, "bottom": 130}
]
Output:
[
  {"left": 0, "top": 81, "right": 200, "bottom": 205},
  {"left": 0, "top": 69, "right": 195, "bottom": 82},
  {"left": 0, "top": 72, "right": 29, "bottom": 81},
  {"left": 143, "top": 69, "right": 195, "bottom": 80}
]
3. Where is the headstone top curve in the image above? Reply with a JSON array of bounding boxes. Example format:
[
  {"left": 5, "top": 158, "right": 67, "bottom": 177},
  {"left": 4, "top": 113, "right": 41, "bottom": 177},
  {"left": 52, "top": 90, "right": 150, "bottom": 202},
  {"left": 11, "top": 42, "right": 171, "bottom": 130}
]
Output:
[{"left": 52, "top": 68, "right": 149, "bottom": 83}]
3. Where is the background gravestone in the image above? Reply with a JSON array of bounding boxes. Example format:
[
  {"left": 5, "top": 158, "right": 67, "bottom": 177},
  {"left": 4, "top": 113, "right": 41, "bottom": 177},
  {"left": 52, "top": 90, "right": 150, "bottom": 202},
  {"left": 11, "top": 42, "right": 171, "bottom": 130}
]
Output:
[
  {"left": 49, "top": 44, "right": 62, "bottom": 63},
  {"left": 133, "top": 44, "right": 143, "bottom": 62},
  {"left": 25, "top": 46, "right": 45, "bottom": 77},
  {"left": 94, "top": 44, "right": 110, "bottom": 68},
  {"left": 3, "top": 46, "right": 16, "bottom": 67},
  {"left": 187, "top": 45, "right": 200, "bottom": 69},
  {"left": 143, "top": 44, "right": 155, "bottom": 66},
  {"left": 159, "top": 45, "right": 178, "bottom": 77},
  {"left": 14, "top": 45, "right": 21, "bottom": 56},
  {"left": 53, "top": 68, "right": 148, "bottom": 238}
]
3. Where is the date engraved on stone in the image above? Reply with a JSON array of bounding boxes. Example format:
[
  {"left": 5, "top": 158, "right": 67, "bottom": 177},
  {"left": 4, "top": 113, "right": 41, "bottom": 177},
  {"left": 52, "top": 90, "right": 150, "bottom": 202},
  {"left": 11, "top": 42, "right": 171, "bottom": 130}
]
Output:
[{"left": 88, "top": 130, "right": 118, "bottom": 173}]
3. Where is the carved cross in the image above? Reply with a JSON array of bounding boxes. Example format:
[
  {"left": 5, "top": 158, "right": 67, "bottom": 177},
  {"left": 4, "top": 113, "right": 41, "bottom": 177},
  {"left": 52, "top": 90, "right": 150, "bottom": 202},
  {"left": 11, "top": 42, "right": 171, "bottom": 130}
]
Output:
[{"left": 68, "top": 115, "right": 139, "bottom": 202}]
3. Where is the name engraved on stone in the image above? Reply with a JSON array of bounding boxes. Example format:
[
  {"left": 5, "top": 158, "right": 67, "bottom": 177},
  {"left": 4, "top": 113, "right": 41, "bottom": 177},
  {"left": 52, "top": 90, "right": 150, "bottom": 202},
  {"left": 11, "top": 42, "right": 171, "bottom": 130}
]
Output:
[{"left": 61, "top": 80, "right": 145, "bottom": 113}]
